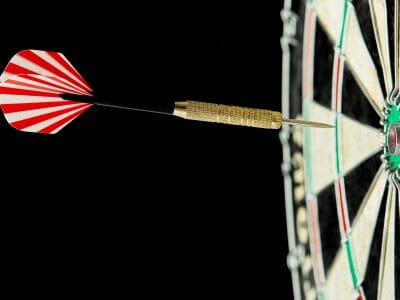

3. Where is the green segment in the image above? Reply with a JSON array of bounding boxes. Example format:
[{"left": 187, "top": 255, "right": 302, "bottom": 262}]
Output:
[
  {"left": 318, "top": 290, "right": 327, "bottom": 300},
  {"left": 389, "top": 154, "right": 400, "bottom": 169},
  {"left": 386, "top": 105, "right": 400, "bottom": 169},
  {"left": 345, "top": 241, "right": 359, "bottom": 288},
  {"left": 387, "top": 104, "right": 400, "bottom": 123},
  {"left": 304, "top": 101, "right": 314, "bottom": 192},
  {"left": 338, "top": 1, "right": 349, "bottom": 49}
]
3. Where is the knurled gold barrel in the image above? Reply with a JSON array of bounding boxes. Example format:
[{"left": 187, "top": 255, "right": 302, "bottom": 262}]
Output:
[{"left": 173, "top": 101, "right": 282, "bottom": 129}]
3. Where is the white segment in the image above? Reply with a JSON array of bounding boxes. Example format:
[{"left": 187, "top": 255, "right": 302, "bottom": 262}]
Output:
[
  {"left": 309, "top": 103, "right": 382, "bottom": 193},
  {"left": 326, "top": 245, "right": 354, "bottom": 299},
  {"left": 377, "top": 183, "right": 396, "bottom": 300},
  {"left": 341, "top": 110, "right": 383, "bottom": 173},
  {"left": 369, "top": 0, "right": 393, "bottom": 94},
  {"left": 315, "top": 0, "right": 345, "bottom": 45},
  {"left": 22, "top": 105, "right": 89, "bottom": 133},
  {"left": 350, "top": 165, "right": 388, "bottom": 279},
  {"left": 309, "top": 103, "right": 335, "bottom": 193},
  {"left": 5, "top": 103, "right": 85, "bottom": 123}
]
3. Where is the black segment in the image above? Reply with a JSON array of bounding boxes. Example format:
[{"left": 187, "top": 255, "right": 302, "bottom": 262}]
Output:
[
  {"left": 353, "top": 0, "right": 388, "bottom": 97},
  {"left": 342, "top": 65, "right": 381, "bottom": 128},
  {"left": 386, "top": 0, "right": 395, "bottom": 82},
  {"left": 362, "top": 187, "right": 387, "bottom": 300},
  {"left": 344, "top": 153, "right": 382, "bottom": 222},
  {"left": 314, "top": 22, "right": 334, "bottom": 108},
  {"left": 317, "top": 184, "right": 341, "bottom": 273}
]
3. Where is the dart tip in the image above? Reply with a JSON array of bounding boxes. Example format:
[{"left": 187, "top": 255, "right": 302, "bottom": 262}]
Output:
[
  {"left": 316, "top": 123, "right": 335, "bottom": 129},
  {"left": 282, "top": 118, "right": 335, "bottom": 128}
]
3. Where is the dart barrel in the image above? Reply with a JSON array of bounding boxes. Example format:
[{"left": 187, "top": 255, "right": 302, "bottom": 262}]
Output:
[{"left": 173, "top": 101, "right": 282, "bottom": 129}]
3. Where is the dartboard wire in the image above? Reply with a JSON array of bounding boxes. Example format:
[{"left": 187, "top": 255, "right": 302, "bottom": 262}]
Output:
[
  {"left": 302, "top": 2, "right": 327, "bottom": 299},
  {"left": 393, "top": 174, "right": 400, "bottom": 219},
  {"left": 331, "top": 1, "right": 367, "bottom": 299}
]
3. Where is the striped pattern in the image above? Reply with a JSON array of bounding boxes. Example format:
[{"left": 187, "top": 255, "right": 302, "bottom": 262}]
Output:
[
  {"left": 0, "top": 50, "right": 92, "bottom": 134},
  {"left": 0, "top": 49, "right": 92, "bottom": 95}
]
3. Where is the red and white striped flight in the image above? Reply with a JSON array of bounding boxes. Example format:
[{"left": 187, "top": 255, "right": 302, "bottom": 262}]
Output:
[{"left": 0, "top": 49, "right": 93, "bottom": 134}]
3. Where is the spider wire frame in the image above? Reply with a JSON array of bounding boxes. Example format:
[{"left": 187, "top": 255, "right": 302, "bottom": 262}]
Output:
[{"left": 281, "top": 0, "right": 399, "bottom": 300}]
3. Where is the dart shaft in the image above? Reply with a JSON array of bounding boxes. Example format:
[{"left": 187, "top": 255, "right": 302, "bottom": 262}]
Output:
[
  {"left": 173, "top": 101, "right": 283, "bottom": 129},
  {"left": 96, "top": 102, "right": 172, "bottom": 116}
]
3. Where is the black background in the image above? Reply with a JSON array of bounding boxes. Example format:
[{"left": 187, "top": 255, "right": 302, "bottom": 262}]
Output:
[{"left": 1, "top": 1, "right": 291, "bottom": 297}]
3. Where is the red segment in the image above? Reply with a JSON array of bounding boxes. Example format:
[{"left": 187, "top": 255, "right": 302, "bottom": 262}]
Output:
[
  {"left": 392, "top": 126, "right": 397, "bottom": 149},
  {"left": 47, "top": 52, "right": 92, "bottom": 92},
  {"left": 39, "top": 104, "right": 91, "bottom": 134},
  {"left": 3, "top": 62, "right": 39, "bottom": 77},
  {"left": 357, "top": 287, "right": 365, "bottom": 300},
  {"left": 19, "top": 50, "right": 90, "bottom": 93},
  {"left": 338, "top": 180, "right": 348, "bottom": 232},
  {"left": 309, "top": 200, "right": 322, "bottom": 282},
  {"left": 1, "top": 100, "right": 81, "bottom": 113},
  {"left": 0, "top": 86, "right": 57, "bottom": 97},
  {"left": 11, "top": 103, "right": 89, "bottom": 130},
  {"left": 304, "top": 9, "right": 315, "bottom": 98},
  {"left": 310, "top": 202, "right": 321, "bottom": 256}
]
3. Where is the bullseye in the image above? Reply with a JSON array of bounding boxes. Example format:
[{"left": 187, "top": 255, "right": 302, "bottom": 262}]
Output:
[
  {"left": 385, "top": 105, "right": 400, "bottom": 169},
  {"left": 387, "top": 123, "right": 400, "bottom": 155}
]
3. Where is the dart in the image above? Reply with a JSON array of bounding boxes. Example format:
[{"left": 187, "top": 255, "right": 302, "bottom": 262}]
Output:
[{"left": 0, "top": 49, "right": 333, "bottom": 134}]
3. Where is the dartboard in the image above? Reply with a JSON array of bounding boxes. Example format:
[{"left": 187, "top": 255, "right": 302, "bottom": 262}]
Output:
[{"left": 280, "top": 0, "right": 399, "bottom": 299}]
